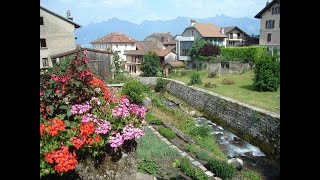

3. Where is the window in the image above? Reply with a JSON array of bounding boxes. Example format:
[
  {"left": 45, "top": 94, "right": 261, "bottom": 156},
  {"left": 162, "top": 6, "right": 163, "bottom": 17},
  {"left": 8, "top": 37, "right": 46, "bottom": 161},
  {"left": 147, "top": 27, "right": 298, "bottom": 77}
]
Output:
[
  {"left": 131, "top": 43, "right": 134, "bottom": 47},
  {"left": 42, "top": 58, "right": 49, "bottom": 67},
  {"left": 221, "top": 62, "right": 230, "bottom": 69},
  {"left": 230, "top": 33, "right": 233, "bottom": 39},
  {"left": 40, "top": 39, "right": 47, "bottom": 48},
  {"left": 191, "top": 31, "right": 194, "bottom": 37},
  {"left": 116, "top": 44, "right": 118, "bottom": 48},
  {"left": 40, "top": 17, "right": 44, "bottom": 25},
  {"left": 272, "top": 6, "right": 280, "bottom": 15},
  {"left": 125, "top": 43, "right": 127, "bottom": 48},
  {"left": 267, "top": 33, "right": 272, "bottom": 42},
  {"left": 237, "top": 33, "right": 240, "bottom": 39},
  {"left": 265, "top": 20, "right": 275, "bottom": 29}
]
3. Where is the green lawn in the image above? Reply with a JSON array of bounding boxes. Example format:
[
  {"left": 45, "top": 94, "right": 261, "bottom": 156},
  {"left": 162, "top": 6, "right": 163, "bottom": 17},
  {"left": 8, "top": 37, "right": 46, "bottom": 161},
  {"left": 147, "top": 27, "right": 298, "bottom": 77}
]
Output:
[{"left": 170, "top": 70, "right": 280, "bottom": 114}]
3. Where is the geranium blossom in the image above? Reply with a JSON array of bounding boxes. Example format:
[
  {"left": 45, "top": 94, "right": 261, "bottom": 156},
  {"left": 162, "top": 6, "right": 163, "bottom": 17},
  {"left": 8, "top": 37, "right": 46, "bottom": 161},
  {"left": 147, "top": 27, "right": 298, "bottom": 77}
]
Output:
[
  {"left": 70, "top": 102, "right": 92, "bottom": 115},
  {"left": 109, "top": 132, "right": 124, "bottom": 148},
  {"left": 95, "top": 120, "right": 111, "bottom": 134},
  {"left": 44, "top": 145, "right": 77, "bottom": 173}
]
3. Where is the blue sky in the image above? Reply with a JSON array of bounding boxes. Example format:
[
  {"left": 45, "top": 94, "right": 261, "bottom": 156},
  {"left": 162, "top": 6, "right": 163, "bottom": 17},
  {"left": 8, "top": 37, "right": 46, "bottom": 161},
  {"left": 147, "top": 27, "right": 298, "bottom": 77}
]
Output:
[{"left": 40, "top": 0, "right": 266, "bottom": 26}]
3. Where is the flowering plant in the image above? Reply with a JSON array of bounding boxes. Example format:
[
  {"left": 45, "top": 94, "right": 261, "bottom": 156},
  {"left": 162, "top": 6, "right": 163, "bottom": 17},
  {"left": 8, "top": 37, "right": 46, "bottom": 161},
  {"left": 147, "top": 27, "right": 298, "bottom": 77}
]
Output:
[{"left": 40, "top": 52, "right": 146, "bottom": 177}]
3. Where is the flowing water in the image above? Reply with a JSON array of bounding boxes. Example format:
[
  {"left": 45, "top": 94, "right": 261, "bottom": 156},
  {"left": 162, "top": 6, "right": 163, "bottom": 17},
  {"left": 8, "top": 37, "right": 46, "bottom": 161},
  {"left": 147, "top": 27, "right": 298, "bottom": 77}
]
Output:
[{"left": 163, "top": 98, "right": 280, "bottom": 180}]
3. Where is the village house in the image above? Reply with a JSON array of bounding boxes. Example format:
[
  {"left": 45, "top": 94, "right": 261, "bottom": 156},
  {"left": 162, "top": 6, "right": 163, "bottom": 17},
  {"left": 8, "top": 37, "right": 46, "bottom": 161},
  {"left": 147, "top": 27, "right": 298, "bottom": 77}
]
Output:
[
  {"left": 40, "top": 6, "right": 81, "bottom": 68},
  {"left": 144, "top": 32, "right": 176, "bottom": 50},
  {"left": 221, "top": 26, "right": 250, "bottom": 47},
  {"left": 254, "top": 0, "right": 280, "bottom": 55},
  {"left": 174, "top": 20, "right": 227, "bottom": 62}
]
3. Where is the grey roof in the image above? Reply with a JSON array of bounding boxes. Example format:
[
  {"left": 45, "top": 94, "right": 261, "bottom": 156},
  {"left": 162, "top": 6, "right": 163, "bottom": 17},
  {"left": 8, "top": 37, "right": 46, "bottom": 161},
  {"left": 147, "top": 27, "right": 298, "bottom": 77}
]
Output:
[
  {"left": 144, "top": 33, "right": 176, "bottom": 44},
  {"left": 254, "top": 0, "right": 280, "bottom": 19},
  {"left": 221, "top": 26, "right": 249, "bottom": 36},
  {"left": 40, "top": 6, "right": 81, "bottom": 28},
  {"left": 136, "top": 41, "right": 160, "bottom": 51}
]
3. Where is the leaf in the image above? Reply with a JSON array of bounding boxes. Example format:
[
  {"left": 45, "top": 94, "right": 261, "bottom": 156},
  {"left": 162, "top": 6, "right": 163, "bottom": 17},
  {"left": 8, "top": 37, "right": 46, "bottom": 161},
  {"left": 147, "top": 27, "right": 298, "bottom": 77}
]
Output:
[
  {"left": 48, "top": 80, "right": 55, "bottom": 84},
  {"left": 60, "top": 114, "right": 66, "bottom": 119},
  {"left": 74, "top": 81, "right": 81, "bottom": 87},
  {"left": 83, "top": 87, "right": 90, "bottom": 93},
  {"left": 59, "top": 105, "right": 69, "bottom": 110},
  {"left": 55, "top": 93, "right": 62, "bottom": 97},
  {"left": 45, "top": 89, "right": 53, "bottom": 97},
  {"left": 67, "top": 109, "right": 72, "bottom": 117},
  {"left": 64, "top": 120, "right": 71, "bottom": 127},
  {"left": 49, "top": 105, "right": 54, "bottom": 116},
  {"left": 77, "top": 66, "right": 84, "bottom": 71}
]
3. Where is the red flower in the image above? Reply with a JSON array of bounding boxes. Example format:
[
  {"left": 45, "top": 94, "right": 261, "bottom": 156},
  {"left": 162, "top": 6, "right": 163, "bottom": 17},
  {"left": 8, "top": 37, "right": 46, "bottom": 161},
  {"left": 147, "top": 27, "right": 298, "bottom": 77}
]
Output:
[
  {"left": 70, "top": 137, "right": 84, "bottom": 150},
  {"left": 94, "top": 135, "right": 100, "bottom": 143},
  {"left": 79, "top": 122, "right": 95, "bottom": 137},
  {"left": 40, "top": 123, "right": 45, "bottom": 136},
  {"left": 82, "top": 56, "right": 88, "bottom": 63},
  {"left": 44, "top": 146, "right": 77, "bottom": 173}
]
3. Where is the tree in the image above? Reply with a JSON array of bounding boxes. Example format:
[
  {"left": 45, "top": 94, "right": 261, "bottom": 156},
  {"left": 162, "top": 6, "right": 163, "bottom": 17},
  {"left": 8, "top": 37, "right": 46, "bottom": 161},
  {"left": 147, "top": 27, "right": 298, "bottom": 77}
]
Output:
[
  {"left": 111, "top": 52, "right": 123, "bottom": 79},
  {"left": 200, "top": 43, "right": 221, "bottom": 56},
  {"left": 187, "top": 39, "right": 207, "bottom": 59},
  {"left": 140, "top": 51, "right": 160, "bottom": 77}
]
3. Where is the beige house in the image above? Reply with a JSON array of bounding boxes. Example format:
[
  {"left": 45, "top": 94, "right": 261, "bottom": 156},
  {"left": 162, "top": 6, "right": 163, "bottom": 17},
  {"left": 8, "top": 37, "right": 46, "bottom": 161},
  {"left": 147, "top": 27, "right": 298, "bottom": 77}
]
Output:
[
  {"left": 144, "top": 33, "right": 176, "bottom": 50},
  {"left": 174, "top": 20, "right": 227, "bottom": 61},
  {"left": 40, "top": 6, "right": 81, "bottom": 69},
  {"left": 254, "top": 0, "right": 280, "bottom": 54},
  {"left": 221, "top": 26, "right": 250, "bottom": 47},
  {"left": 124, "top": 41, "right": 177, "bottom": 75},
  {"left": 90, "top": 32, "right": 136, "bottom": 65}
]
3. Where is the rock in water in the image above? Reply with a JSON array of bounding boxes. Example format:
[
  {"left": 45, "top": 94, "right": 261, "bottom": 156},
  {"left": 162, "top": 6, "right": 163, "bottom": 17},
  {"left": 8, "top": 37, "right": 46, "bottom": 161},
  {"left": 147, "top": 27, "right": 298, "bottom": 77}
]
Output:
[
  {"left": 189, "top": 111, "right": 196, "bottom": 117},
  {"left": 227, "top": 158, "right": 243, "bottom": 170}
]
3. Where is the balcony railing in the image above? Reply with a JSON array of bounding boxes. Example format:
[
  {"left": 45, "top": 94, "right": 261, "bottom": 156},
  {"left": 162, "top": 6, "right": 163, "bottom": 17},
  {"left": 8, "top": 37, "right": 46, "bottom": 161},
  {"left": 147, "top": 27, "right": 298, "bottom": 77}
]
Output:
[{"left": 229, "top": 36, "right": 242, "bottom": 40}]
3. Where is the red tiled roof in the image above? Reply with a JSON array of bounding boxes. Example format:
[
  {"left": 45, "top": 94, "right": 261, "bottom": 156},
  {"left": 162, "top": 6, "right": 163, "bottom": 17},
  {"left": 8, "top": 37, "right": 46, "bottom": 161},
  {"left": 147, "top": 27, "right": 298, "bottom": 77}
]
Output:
[
  {"left": 189, "top": 23, "right": 227, "bottom": 38},
  {"left": 90, "top": 32, "right": 136, "bottom": 44},
  {"left": 164, "top": 61, "right": 185, "bottom": 68}
]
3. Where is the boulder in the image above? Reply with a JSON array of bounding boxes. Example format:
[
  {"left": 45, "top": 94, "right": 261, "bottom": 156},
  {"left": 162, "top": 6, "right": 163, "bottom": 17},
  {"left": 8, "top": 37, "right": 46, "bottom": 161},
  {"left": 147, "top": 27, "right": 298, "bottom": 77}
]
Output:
[
  {"left": 227, "top": 158, "right": 243, "bottom": 170},
  {"left": 142, "top": 97, "right": 152, "bottom": 109}
]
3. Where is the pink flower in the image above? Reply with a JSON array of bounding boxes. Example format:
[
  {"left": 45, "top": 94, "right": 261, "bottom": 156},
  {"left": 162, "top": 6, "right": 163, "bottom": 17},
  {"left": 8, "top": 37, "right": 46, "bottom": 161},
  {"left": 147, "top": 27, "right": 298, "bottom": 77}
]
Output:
[
  {"left": 122, "top": 124, "right": 145, "bottom": 140},
  {"left": 109, "top": 132, "right": 124, "bottom": 148},
  {"left": 51, "top": 74, "right": 59, "bottom": 81},
  {"left": 112, "top": 104, "right": 130, "bottom": 118},
  {"left": 82, "top": 113, "right": 97, "bottom": 123},
  {"left": 90, "top": 97, "right": 101, "bottom": 106},
  {"left": 40, "top": 91, "right": 43, "bottom": 96},
  {"left": 71, "top": 102, "right": 92, "bottom": 115},
  {"left": 82, "top": 56, "right": 88, "bottom": 63},
  {"left": 95, "top": 120, "right": 111, "bottom": 134}
]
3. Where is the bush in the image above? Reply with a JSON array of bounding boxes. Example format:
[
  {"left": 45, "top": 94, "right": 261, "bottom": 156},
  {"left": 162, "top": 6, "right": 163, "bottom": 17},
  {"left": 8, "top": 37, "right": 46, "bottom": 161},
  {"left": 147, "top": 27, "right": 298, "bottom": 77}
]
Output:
[
  {"left": 222, "top": 78, "right": 235, "bottom": 85},
  {"left": 155, "top": 78, "right": 167, "bottom": 92},
  {"left": 240, "top": 170, "right": 263, "bottom": 180},
  {"left": 122, "top": 80, "right": 145, "bottom": 104},
  {"left": 207, "top": 159, "right": 235, "bottom": 180},
  {"left": 200, "top": 43, "right": 221, "bottom": 57},
  {"left": 140, "top": 51, "right": 160, "bottom": 77},
  {"left": 204, "top": 82, "right": 216, "bottom": 88},
  {"left": 253, "top": 54, "right": 280, "bottom": 92},
  {"left": 158, "top": 127, "right": 176, "bottom": 140},
  {"left": 178, "top": 157, "right": 208, "bottom": 180},
  {"left": 220, "top": 46, "right": 267, "bottom": 63},
  {"left": 145, "top": 112, "right": 162, "bottom": 125},
  {"left": 184, "top": 144, "right": 199, "bottom": 153},
  {"left": 191, "top": 123, "right": 212, "bottom": 138},
  {"left": 195, "top": 150, "right": 212, "bottom": 162},
  {"left": 189, "top": 72, "right": 202, "bottom": 85},
  {"left": 208, "top": 71, "right": 217, "bottom": 78}
]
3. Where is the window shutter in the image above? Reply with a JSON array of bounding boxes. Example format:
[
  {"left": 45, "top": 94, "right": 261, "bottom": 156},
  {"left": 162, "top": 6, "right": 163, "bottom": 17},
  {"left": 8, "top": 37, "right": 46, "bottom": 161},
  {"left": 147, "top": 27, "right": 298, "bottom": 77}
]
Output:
[
  {"left": 265, "top": 21, "right": 268, "bottom": 29},
  {"left": 272, "top": 20, "right": 275, "bottom": 28}
]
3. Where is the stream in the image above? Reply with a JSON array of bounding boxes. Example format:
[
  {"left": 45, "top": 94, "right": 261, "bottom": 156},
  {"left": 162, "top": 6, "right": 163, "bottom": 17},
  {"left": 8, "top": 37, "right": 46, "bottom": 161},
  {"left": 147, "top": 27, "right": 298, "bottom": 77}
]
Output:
[{"left": 163, "top": 99, "right": 280, "bottom": 180}]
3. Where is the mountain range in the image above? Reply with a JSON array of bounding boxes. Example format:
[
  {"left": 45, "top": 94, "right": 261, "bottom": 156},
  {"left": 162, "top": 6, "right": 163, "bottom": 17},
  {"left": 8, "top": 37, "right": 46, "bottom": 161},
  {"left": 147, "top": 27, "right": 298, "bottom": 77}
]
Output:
[{"left": 75, "top": 14, "right": 260, "bottom": 47}]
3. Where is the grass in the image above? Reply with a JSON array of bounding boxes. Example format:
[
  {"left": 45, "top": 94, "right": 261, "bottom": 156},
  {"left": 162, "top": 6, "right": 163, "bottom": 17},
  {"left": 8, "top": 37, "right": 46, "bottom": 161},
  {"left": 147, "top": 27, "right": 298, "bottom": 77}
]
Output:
[
  {"left": 136, "top": 128, "right": 180, "bottom": 177},
  {"left": 239, "top": 170, "right": 263, "bottom": 180},
  {"left": 170, "top": 70, "right": 280, "bottom": 113}
]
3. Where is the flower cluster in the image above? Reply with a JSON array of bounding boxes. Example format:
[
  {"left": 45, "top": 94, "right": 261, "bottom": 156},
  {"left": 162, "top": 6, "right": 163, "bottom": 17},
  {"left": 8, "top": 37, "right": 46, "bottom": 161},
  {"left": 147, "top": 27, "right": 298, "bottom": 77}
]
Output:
[
  {"left": 90, "top": 97, "right": 101, "bottom": 106},
  {"left": 71, "top": 102, "right": 92, "bottom": 115},
  {"left": 90, "top": 77, "right": 114, "bottom": 103},
  {"left": 112, "top": 104, "right": 130, "bottom": 118},
  {"left": 79, "top": 122, "right": 95, "bottom": 137},
  {"left": 112, "top": 98, "right": 147, "bottom": 120},
  {"left": 129, "top": 104, "right": 147, "bottom": 120},
  {"left": 108, "top": 132, "right": 124, "bottom": 148},
  {"left": 51, "top": 74, "right": 72, "bottom": 83},
  {"left": 82, "top": 113, "right": 97, "bottom": 123},
  {"left": 70, "top": 137, "right": 85, "bottom": 150},
  {"left": 95, "top": 120, "right": 111, "bottom": 134},
  {"left": 41, "top": 119, "right": 66, "bottom": 137},
  {"left": 44, "top": 146, "right": 77, "bottom": 173},
  {"left": 122, "top": 124, "right": 144, "bottom": 140}
]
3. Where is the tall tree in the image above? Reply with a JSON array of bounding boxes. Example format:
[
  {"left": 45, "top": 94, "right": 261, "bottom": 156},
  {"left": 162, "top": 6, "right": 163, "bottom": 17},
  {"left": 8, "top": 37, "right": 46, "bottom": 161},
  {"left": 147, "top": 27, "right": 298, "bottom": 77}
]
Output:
[
  {"left": 187, "top": 39, "right": 207, "bottom": 59},
  {"left": 140, "top": 51, "right": 160, "bottom": 77}
]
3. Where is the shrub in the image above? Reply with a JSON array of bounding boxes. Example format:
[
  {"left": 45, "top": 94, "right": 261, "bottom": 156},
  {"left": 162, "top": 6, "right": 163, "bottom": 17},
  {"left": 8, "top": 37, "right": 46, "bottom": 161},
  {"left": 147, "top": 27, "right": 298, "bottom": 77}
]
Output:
[
  {"left": 121, "top": 79, "right": 145, "bottom": 104},
  {"left": 204, "top": 82, "right": 216, "bottom": 88},
  {"left": 208, "top": 71, "right": 217, "bottom": 78},
  {"left": 196, "top": 150, "right": 212, "bottom": 162},
  {"left": 138, "top": 158, "right": 159, "bottom": 176},
  {"left": 158, "top": 127, "right": 176, "bottom": 140},
  {"left": 200, "top": 43, "right": 221, "bottom": 57},
  {"left": 253, "top": 54, "right": 280, "bottom": 92},
  {"left": 145, "top": 112, "right": 162, "bottom": 125},
  {"left": 222, "top": 78, "right": 235, "bottom": 85},
  {"left": 178, "top": 157, "right": 208, "bottom": 180},
  {"left": 140, "top": 51, "right": 160, "bottom": 77},
  {"left": 155, "top": 78, "right": 167, "bottom": 92},
  {"left": 220, "top": 46, "right": 267, "bottom": 63},
  {"left": 207, "top": 159, "right": 235, "bottom": 180},
  {"left": 40, "top": 53, "right": 146, "bottom": 177},
  {"left": 191, "top": 123, "right": 212, "bottom": 138},
  {"left": 184, "top": 144, "right": 199, "bottom": 153},
  {"left": 189, "top": 72, "right": 202, "bottom": 85},
  {"left": 240, "top": 170, "right": 263, "bottom": 180}
]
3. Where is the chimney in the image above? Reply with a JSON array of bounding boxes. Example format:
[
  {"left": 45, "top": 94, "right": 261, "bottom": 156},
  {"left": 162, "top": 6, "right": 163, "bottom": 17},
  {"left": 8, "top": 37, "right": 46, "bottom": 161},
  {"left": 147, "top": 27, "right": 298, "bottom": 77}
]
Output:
[
  {"left": 66, "top": 10, "right": 73, "bottom": 21},
  {"left": 221, "top": 28, "right": 224, "bottom": 35},
  {"left": 191, "top": 19, "right": 196, "bottom": 26},
  {"left": 266, "top": 0, "right": 269, "bottom": 6}
]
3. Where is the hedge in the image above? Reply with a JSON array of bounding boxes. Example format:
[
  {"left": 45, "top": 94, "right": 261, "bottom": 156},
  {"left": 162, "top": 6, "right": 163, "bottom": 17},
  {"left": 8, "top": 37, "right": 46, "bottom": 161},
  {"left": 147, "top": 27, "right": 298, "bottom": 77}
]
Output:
[{"left": 220, "top": 46, "right": 267, "bottom": 63}]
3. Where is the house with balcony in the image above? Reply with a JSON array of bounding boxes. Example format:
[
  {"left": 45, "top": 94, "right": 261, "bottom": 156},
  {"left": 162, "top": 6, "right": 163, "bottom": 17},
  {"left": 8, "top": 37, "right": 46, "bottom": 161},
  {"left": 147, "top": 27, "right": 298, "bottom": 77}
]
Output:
[
  {"left": 40, "top": 6, "right": 81, "bottom": 69},
  {"left": 254, "top": 0, "right": 280, "bottom": 54},
  {"left": 221, "top": 26, "right": 250, "bottom": 47},
  {"left": 144, "top": 32, "right": 176, "bottom": 50},
  {"left": 90, "top": 32, "right": 136, "bottom": 63},
  {"left": 174, "top": 19, "right": 227, "bottom": 62},
  {"left": 124, "top": 41, "right": 177, "bottom": 75}
]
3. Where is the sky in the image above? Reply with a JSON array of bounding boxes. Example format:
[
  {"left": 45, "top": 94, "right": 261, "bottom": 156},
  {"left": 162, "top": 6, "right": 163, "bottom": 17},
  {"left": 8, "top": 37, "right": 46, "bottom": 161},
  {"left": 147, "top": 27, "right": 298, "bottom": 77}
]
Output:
[{"left": 40, "top": 0, "right": 267, "bottom": 26}]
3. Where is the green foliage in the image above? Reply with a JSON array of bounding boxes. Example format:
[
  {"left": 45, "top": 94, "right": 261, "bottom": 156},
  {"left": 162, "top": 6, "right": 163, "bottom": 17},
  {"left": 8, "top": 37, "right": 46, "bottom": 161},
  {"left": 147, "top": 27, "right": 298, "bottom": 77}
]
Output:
[
  {"left": 112, "top": 52, "right": 122, "bottom": 76},
  {"left": 195, "top": 150, "right": 212, "bottom": 162},
  {"left": 222, "top": 78, "right": 235, "bottom": 85},
  {"left": 207, "top": 159, "right": 235, "bottom": 180},
  {"left": 191, "top": 123, "right": 212, "bottom": 138},
  {"left": 184, "top": 144, "right": 199, "bottom": 153},
  {"left": 189, "top": 72, "right": 202, "bottom": 85},
  {"left": 253, "top": 54, "right": 280, "bottom": 92},
  {"left": 208, "top": 71, "right": 217, "bottom": 78},
  {"left": 220, "top": 46, "right": 267, "bottom": 63},
  {"left": 106, "top": 72, "right": 128, "bottom": 84},
  {"left": 145, "top": 112, "right": 162, "bottom": 125},
  {"left": 158, "top": 127, "right": 176, "bottom": 140},
  {"left": 188, "top": 39, "right": 207, "bottom": 59},
  {"left": 240, "top": 170, "right": 263, "bottom": 180},
  {"left": 178, "top": 157, "right": 208, "bottom": 180},
  {"left": 155, "top": 78, "right": 167, "bottom": 92},
  {"left": 140, "top": 51, "right": 161, "bottom": 77},
  {"left": 121, "top": 79, "right": 145, "bottom": 104},
  {"left": 138, "top": 159, "right": 159, "bottom": 176}
]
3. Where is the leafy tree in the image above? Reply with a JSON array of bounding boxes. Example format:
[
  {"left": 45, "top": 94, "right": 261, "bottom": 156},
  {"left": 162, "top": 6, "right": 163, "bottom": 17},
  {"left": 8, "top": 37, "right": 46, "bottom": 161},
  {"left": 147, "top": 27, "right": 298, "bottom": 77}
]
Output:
[
  {"left": 140, "top": 51, "right": 160, "bottom": 77},
  {"left": 112, "top": 53, "right": 122, "bottom": 77},
  {"left": 200, "top": 43, "right": 221, "bottom": 56},
  {"left": 187, "top": 39, "right": 206, "bottom": 59}
]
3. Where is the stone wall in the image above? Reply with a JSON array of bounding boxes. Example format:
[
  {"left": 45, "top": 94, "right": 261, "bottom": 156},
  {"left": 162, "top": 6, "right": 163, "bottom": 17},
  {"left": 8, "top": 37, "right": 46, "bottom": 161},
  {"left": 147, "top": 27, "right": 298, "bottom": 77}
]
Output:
[
  {"left": 137, "top": 77, "right": 280, "bottom": 161},
  {"left": 205, "top": 61, "right": 251, "bottom": 74}
]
